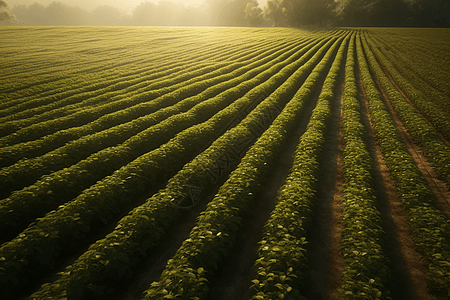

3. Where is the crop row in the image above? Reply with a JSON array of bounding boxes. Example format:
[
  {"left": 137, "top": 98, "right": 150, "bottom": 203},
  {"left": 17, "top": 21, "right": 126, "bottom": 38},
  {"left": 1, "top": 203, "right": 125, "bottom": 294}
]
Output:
[
  {"left": 27, "top": 32, "right": 343, "bottom": 300},
  {"left": 0, "top": 39, "right": 287, "bottom": 168},
  {"left": 143, "top": 33, "right": 346, "bottom": 300},
  {"left": 0, "top": 32, "right": 303, "bottom": 144},
  {"left": 361, "top": 32, "right": 450, "bottom": 189},
  {"left": 339, "top": 34, "right": 391, "bottom": 299},
  {"left": 0, "top": 35, "right": 307, "bottom": 196},
  {"left": 364, "top": 31, "right": 450, "bottom": 143},
  {"left": 0, "top": 35, "right": 272, "bottom": 122},
  {"left": 249, "top": 32, "right": 348, "bottom": 300},
  {"left": 0, "top": 28, "right": 216, "bottom": 93},
  {"left": 0, "top": 42, "right": 197, "bottom": 117},
  {"left": 357, "top": 33, "right": 450, "bottom": 300},
  {"left": 0, "top": 35, "right": 321, "bottom": 240},
  {"left": 0, "top": 44, "right": 235, "bottom": 123},
  {"left": 0, "top": 28, "right": 300, "bottom": 100},
  {"left": 367, "top": 29, "right": 450, "bottom": 96},
  {"left": 0, "top": 34, "right": 336, "bottom": 298}
]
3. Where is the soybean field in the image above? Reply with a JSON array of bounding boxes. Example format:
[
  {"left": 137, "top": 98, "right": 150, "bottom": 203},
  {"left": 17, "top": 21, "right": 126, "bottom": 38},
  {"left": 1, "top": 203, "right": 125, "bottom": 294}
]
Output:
[{"left": 1, "top": 27, "right": 450, "bottom": 300}]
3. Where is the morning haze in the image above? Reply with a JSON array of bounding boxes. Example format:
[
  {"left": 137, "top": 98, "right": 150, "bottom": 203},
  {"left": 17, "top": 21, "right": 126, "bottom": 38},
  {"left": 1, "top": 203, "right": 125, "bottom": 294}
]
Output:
[{"left": 1, "top": 0, "right": 449, "bottom": 28}]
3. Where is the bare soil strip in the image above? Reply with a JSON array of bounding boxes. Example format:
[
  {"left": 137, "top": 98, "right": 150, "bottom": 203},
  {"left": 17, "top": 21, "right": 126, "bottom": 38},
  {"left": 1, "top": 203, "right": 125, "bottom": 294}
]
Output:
[
  {"left": 375, "top": 80, "right": 450, "bottom": 218},
  {"left": 326, "top": 83, "right": 345, "bottom": 300},
  {"left": 360, "top": 78, "right": 435, "bottom": 300},
  {"left": 302, "top": 52, "right": 345, "bottom": 300}
]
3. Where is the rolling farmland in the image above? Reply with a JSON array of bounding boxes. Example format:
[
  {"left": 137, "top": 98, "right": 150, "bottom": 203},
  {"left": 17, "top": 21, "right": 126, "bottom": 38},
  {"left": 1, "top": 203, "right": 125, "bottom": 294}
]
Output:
[{"left": 0, "top": 27, "right": 449, "bottom": 300}]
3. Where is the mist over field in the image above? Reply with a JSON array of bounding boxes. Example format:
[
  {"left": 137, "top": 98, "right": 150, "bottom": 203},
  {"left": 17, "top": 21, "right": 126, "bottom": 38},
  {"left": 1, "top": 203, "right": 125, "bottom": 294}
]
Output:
[{"left": 0, "top": 0, "right": 449, "bottom": 27}]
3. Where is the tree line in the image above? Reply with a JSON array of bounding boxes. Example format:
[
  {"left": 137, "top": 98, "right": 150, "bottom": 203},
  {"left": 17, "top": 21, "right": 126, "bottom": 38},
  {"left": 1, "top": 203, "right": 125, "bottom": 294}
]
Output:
[
  {"left": 265, "top": 0, "right": 450, "bottom": 27},
  {"left": 2, "top": 0, "right": 449, "bottom": 27}
]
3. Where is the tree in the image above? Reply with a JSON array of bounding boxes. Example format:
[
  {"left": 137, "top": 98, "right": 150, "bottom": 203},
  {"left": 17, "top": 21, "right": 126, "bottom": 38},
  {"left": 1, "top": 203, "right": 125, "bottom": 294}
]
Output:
[
  {"left": 245, "top": 0, "right": 264, "bottom": 26},
  {"left": 11, "top": 3, "right": 46, "bottom": 25},
  {"left": 280, "top": 0, "right": 336, "bottom": 27},
  {"left": 43, "top": 2, "right": 91, "bottom": 25},
  {"left": 264, "top": 0, "right": 286, "bottom": 26},
  {"left": 0, "top": 0, "right": 19, "bottom": 24},
  {"left": 370, "top": 0, "right": 411, "bottom": 26},
  {"left": 207, "top": 0, "right": 260, "bottom": 26},
  {"left": 338, "top": 0, "right": 374, "bottom": 26},
  {"left": 13, "top": 1, "right": 90, "bottom": 26},
  {"left": 409, "top": 0, "right": 450, "bottom": 27},
  {"left": 336, "top": 0, "right": 424, "bottom": 27},
  {"left": 91, "top": 5, "right": 126, "bottom": 26},
  {"left": 131, "top": 1, "right": 158, "bottom": 25}
]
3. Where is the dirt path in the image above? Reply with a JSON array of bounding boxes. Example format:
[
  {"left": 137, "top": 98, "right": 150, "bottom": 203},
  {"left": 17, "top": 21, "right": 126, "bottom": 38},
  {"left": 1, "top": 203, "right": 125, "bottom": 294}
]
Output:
[{"left": 360, "top": 77, "right": 435, "bottom": 300}]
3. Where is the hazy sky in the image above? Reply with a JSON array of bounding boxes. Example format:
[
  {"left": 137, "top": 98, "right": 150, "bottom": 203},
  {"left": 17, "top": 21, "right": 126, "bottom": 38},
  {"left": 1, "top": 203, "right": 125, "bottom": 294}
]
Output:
[{"left": 7, "top": 0, "right": 267, "bottom": 14}]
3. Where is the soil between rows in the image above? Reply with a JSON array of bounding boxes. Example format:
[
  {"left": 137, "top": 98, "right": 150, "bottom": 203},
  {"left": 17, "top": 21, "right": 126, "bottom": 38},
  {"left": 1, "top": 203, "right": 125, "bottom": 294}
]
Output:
[
  {"left": 359, "top": 69, "right": 434, "bottom": 299},
  {"left": 4, "top": 28, "right": 450, "bottom": 300},
  {"left": 380, "top": 65, "right": 450, "bottom": 149},
  {"left": 326, "top": 99, "right": 345, "bottom": 300},
  {"left": 375, "top": 77, "right": 450, "bottom": 218},
  {"left": 111, "top": 75, "right": 323, "bottom": 300},
  {"left": 206, "top": 73, "right": 322, "bottom": 300},
  {"left": 318, "top": 41, "right": 438, "bottom": 299},
  {"left": 111, "top": 179, "right": 217, "bottom": 300},
  {"left": 107, "top": 37, "right": 341, "bottom": 300},
  {"left": 206, "top": 40, "right": 344, "bottom": 300},
  {"left": 303, "top": 44, "right": 345, "bottom": 300}
]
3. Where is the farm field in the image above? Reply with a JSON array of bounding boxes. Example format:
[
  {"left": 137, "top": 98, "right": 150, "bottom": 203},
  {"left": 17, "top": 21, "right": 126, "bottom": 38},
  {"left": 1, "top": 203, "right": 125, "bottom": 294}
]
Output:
[{"left": 0, "top": 26, "right": 449, "bottom": 300}]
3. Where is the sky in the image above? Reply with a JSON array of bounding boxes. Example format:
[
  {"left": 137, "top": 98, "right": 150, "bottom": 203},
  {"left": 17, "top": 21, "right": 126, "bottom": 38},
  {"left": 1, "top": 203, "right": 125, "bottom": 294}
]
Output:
[{"left": 7, "top": 0, "right": 268, "bottom": 14}]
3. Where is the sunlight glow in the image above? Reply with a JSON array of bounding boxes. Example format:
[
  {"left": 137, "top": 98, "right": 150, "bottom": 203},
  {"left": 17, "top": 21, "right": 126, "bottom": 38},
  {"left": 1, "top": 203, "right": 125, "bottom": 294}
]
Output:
[{"left": 7, "top": 0, "right": 265, "bottom": 13}]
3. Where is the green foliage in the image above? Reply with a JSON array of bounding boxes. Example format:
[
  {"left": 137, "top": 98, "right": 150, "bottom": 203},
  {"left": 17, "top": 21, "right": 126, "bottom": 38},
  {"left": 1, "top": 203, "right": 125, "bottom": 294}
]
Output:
[
  {"left": 357, "top": 32, "right": 450, "bottom": 300},
  {"left": 10, "top": 28, "right": 331, "bottom": 300},
  {"left": 142, "top": 33, "right": 344, "bottom": 300},
  {"left": 362, "top": 30, "right": 450, "bottom": 189},
  {"left": 1, "top": 27, "right": 449, "bottom": 300},
  {"left": 250, "top": 32, "right": 349, "bottom": 299},
  {"left": 337, "top": 33, "right": 392, "bottom": 300},
  {"left": 0, "top": 31, "right": 313, "bottom": 241}
]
